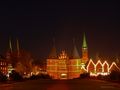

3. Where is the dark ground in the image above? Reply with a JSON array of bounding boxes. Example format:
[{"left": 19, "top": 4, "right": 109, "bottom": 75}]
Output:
[{"left": 0, "top": 79, "right": 120, "bottom": 90}]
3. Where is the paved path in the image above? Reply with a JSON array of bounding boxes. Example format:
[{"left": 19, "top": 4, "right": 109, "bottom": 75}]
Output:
[{"left": 0, "top": 79, "right": 120, "bottom": 90}]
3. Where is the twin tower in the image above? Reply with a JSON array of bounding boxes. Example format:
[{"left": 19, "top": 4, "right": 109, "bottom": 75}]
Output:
[
  {"left": 47, "top": 34, "right": 89, "bottom": 79},
  {"left": 6, "top": 38, "right": 20, "bottom": 62},
  {"left": 48, "top": 33, "right": 88, "bottom": 63}
]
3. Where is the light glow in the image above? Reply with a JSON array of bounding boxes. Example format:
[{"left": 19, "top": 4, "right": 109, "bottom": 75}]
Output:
[
  {"left": 109, "top": 62, "right": 120, "bottom": 72},
  {"left": 87, "top": 59, "right": 120, "bottom": 77}
]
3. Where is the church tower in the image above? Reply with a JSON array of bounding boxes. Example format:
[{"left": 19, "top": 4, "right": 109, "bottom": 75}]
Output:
[
  {"left": 47, "top": 39, "right": 58, "bottom": 79},
  {"left": 48, "top": 39, "right": 57, "bottom": 59},
  {"left": 6, "top": 37, "right": 13, "bottom": 61},
  {"left": 82, "top": 33, "right": 88, "bottom": 63},
  {"left": 16, "top": 38, "right": 20, "bottom": 57},
  {"left": 72, "top": 39, "right": 80, "bottom": 59}
]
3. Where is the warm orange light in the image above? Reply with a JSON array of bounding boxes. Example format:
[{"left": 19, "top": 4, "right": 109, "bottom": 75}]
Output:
[
  {"left": 95, "top": 60, "right": 103, "bottom": 72},
  {"left": 87, "top": 59, "right": 95, "bottom": 72},
  {"left": 103, "top": 61, "right": 109, "bottom": 72},
  {"left": 87, "top": 59, "right": 113, "bottom": 76},
  {"left": 109, "top": 62, "right": 120, "bottom": 72}
]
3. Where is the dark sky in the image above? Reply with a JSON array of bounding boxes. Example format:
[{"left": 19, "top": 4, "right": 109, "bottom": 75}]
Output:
[{"left": 0, "top": 1, "right": 120, "bottom": 61}]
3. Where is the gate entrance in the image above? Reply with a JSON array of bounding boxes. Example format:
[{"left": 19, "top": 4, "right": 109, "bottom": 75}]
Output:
[{"left": 60, "top": 73, "right": 67, "bottom": 79}]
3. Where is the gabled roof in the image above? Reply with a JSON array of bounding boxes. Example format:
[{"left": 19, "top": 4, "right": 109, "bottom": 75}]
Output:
[
  {"left": 48, "top": 40, "right": 57, "bottom": 59},
  {"left": 72, "top": 39, "right": 80, "bottom": 59},
  {"left": 109, "top": 62, "right": 120, "bottom": 71}
]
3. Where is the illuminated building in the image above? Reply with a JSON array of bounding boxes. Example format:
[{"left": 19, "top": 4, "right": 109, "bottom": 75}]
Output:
[
  {"left": 86, "top": 59, "right": 95, "bottom": 73},
  {"left": 47, "top": 34, "right": 120, "bottom": 79},
  {"left": 47, "top": 35, "right": 88, "bottom": 79},
  {"left": 87, "top": 59, "right": 120, "bottom": 76},
  {"left": 47, "top": 50, "right": 82, "bottom": 79},
  {"left": 0, "top": 55, "right": 8, "bottom": 75},
  {"left": 0, "top": 38, "right": 14, "bottom": 76},
  {"left": 5, "top": 38, "right": 33, "bottom": 76},
  {"left": 82, "top": 33, "right": 88, "bottom": 63},
  {"left": 109, "top": 62, "right": 120, "bottom": 72}
]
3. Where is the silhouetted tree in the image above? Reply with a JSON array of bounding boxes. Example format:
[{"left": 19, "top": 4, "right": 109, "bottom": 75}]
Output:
[
  {"left": 30, "top": 74, "right": 52, "bottom": 80},
  {"left": 109, "top": 70, "right": 120, "bottom": 80},
  {"left": 9, "top": 70, "right": 23, "bottom": 81},
  {"left": 14, "top": 50, "right": 33, "bottom": 75},
  {"left": 0, "top": 71, "right": 7, "bottom": 82},
  {"left": 80, "top": 73, "right": 90, "bottom": 79}
]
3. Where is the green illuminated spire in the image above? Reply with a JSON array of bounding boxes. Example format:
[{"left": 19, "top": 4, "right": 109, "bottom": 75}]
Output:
[{"left": 82, "top": 33, "right": 87, "bottom": 48}]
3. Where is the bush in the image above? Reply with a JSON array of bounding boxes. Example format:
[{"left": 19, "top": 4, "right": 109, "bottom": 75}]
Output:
[
  {"left": 30, "top": 75, "right": 40, "bottom": 80},
  {"left": 109, "top": 70, "right": 120, "bottom": 81},
  {"left": 80, "top": 73, "right": 90, "bottom": 79},
  {"left": 0, "top": 71, "right": 7, "bottom": 82},
  {"left": 9, "top": 70, "right": 23, "bottom": 81},
  {"left": 30, "top": 74, "right": 52, "bottom": 80},
  {"left": 97, "top": 75, "right": 109, "bottom": 80},
  {"left": 39, "top": 74, "right": 52, "bottom": 79}
]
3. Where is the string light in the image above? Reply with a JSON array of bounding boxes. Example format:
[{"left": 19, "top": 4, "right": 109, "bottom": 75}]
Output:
[{"left": 87, "top": 59, "right": 120, "bottom": 76}]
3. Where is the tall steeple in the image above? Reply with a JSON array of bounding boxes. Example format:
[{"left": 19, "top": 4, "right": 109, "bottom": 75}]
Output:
[
  {"left": 9, "top": 37, "right": 13, "bottom": 53},
  {"left": 16, "top": 38, "right": 20, "bottom": 57},
  {"left": 6, "top": 37, "right": 13, "bottom": 62},
  {"left": 48, "top": 38, "right": 57, "bottom": 59},
  {"left": 72, "top": 39, "right": 80, "bottom": 59},
  {"left": 82, "top": 33, "right": 88, "bottom": 63},
  {"left": 82, "top": 33, "right": 87, "bottom": 48}
]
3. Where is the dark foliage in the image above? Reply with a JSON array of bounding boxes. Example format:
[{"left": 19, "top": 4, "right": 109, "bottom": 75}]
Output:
[
  {"left": 97, "top": 75, "right": 109, "bottom": 80},
  {"left": 30, "top": 74, "right": 52, "bottom": 80},
  {"left": 80, "top": 73, "right": 90, "bottom": 79},
  {"left": 109, "top": 70, "right": 120, "bottom": 80},
  {"left": 9, "top": 70, "right": 23, "bottom": 81},
  {"left": 0, "top": 71, "right": 7, "bottom": 82}
]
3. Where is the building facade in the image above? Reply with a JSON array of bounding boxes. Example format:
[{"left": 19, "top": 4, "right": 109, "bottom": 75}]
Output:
[
  {"left": 87, "top": 59, "right": 120, "bottom": 76},
  {"left": 47, "top": 34, "right": 120, "bottom": 79},
  {"left": 47, "top": 50, "right": 83, "bottom": 79},
  {"left": 47, "top": 35, "right": 88, "bottom": 79},
  {"left": 0, "top": 55, "right": 8, "bottom": 75}
]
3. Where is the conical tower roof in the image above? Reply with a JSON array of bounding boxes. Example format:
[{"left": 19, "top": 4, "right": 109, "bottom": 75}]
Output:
[
  {"left": 72, "top": 39, "right": 80, "bottom": 59},
  {"left": 82, "top": 33, "right": 87, "bottom": 48},
  {"left": 9, "top": 37, "right": 13, "bottom": 53},
  {"left": 48, "top": 39, "right": 57, "bottom": 59},
  {"left": 16, "top": 38, "right": 20, "bottom": 57}
]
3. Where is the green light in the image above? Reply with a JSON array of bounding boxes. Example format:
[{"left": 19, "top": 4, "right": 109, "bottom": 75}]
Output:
[{"left": 82, "top": 33, "right": 87, "bottom": 48}]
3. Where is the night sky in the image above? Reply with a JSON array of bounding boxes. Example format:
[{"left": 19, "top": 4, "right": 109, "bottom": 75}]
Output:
[{"left": 0, "top": 1, "right": 120, "bottom": 61}]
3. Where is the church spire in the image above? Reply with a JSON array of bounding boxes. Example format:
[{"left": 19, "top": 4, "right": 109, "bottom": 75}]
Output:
[
  {"left": 9, "top": 37, "right": 13, "bottom": 53},
  {"left": 16, "top": 38, "right": 20, "bottom": 57},
  {"left": 48, "top": 38, "right": 57, "bottom": 59},
  {"left": 82, "top": 33, "right": 87, "bottom": 48},
  {"left": 72, "top": 38, "right": 80, "bottom": 59},
  {"left": 82, "top": 33, "right": 88, "bottom": 63}
]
